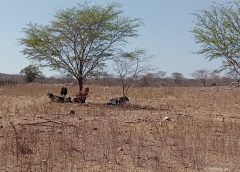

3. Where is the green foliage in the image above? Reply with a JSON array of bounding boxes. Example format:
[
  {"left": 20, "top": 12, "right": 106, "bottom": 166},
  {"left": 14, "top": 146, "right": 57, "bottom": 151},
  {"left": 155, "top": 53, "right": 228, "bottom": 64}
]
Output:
[
  {"left": 20, "top": 65, "right": 43, "bottom": 83},
  {"left": 192, "top": 1, "right": 240, "bottom": 75},
  {"left": 20, "top": 3, "right": 142, "bottom": 91}
]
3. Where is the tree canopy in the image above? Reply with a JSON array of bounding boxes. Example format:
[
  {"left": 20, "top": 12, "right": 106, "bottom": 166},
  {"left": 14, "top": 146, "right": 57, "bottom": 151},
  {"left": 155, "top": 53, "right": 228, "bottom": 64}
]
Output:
[
  {"left": 191, "top": 69, "right": 209, "bottom": 87},
  {"left": 20, "top": 65, "right": 43, "bottom": 83},
  {"left": 192, "top": 1, "right": 240, "bottom": 75},
  {"left": 21, "top": 3, "right": 142, "bottom": 92},
  {"left": 171, "top": 72, "right": 184, "bottom": 86}
]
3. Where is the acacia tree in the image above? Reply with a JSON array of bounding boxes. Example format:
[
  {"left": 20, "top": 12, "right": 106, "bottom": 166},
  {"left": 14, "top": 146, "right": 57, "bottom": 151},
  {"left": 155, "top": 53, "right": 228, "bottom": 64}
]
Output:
[
  {"left": 113, "top": 49, "right": 149, "bottom": 96},
  {"left": 171, "top": 72, "right": 184, "bottom": 86},
  {"left": 209, "top": 70, "right": 221, "bottom": 85},
  {"left": 21, "top": 3, "right": 142, "bottom": 93},
  {"left": 191, "top": 69, "right": 209, "bottom": 87},
  {"left": 192, "top": 1, "right": 240, "bottom": 76},
  {"left": 156, "top": 71, "right": 166, "bottom": 78},
  {"left": 20, "top": 65, "right": 43, "bottom": 83}
]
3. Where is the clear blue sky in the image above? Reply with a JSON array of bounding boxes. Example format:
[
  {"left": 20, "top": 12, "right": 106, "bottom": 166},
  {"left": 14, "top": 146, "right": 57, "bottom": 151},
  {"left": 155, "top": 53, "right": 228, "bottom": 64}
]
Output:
[{"left": 0, "top": 0, "right": 228, "bottom": 77}]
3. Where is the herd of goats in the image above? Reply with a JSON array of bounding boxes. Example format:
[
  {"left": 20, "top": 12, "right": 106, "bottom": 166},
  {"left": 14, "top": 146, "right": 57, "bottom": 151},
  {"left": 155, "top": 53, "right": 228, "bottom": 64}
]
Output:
[
  {"left": 46, "top": 80, "right": 240, "bottom": 106},
  {"left": 47, "top": 86, "right": 129, "bottom": 105}
]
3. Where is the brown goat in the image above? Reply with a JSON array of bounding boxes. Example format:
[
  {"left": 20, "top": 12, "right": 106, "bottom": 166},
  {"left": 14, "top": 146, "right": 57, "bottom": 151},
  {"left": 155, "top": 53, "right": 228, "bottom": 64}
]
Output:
[{"left": 73, "top": 87, "right": 89, "bottom": 103}]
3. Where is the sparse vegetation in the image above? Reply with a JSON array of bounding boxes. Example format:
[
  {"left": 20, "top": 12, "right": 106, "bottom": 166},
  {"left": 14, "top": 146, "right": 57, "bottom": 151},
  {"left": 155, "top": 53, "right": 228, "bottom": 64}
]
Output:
[
  {"left": 191, "top": 69, "right": 209, "bottom": 87},
  {"left": 113, "top": 49, "right": 150, "bottom": 96},
  {"left": 0, "top": 84, "right": 240, "bottom": 171},
  {"left": 171, "top": 72, "right": 184, "bottom": 86},
  {"left": 1, "top": 0, "right": 240, "bottom": 171}
]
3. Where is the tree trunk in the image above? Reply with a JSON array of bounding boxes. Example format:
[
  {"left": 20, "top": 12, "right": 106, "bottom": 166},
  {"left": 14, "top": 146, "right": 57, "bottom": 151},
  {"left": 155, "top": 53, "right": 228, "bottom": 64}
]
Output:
[
  {"left": 78, "top": 78, "right": 83, "bottom": 94},
  {"left": 122, "top": 84, "right": 125, "bottom": 97}
]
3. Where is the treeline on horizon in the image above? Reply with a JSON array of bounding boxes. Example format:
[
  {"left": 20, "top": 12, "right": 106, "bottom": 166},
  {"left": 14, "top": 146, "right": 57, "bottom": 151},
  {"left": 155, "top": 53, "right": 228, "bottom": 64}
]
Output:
[{"left": 0, "top": 71, "right": 238, "bottom": 87}]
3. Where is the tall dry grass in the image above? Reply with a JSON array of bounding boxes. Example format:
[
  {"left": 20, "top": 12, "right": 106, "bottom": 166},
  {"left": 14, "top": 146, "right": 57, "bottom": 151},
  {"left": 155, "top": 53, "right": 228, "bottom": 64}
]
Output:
[{"left": 0, "top": 84, "right": 240, "bottom": 171}]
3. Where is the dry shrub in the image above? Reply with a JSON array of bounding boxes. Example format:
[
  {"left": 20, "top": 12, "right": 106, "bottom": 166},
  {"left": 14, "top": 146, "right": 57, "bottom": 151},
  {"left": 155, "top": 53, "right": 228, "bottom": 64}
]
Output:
[{"left": 0, "top": 84, "right": 240, "bottom": 171}]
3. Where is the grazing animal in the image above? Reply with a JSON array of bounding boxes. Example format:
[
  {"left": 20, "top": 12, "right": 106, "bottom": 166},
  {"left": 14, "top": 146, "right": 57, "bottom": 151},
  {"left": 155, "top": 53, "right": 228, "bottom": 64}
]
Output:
[
  {"left": 47, "top": 92, "right": 64, "bottom": 103},
  {"left": 73, "top": 87, "right": 89, "bottom": 103},
  {"left": 60, "top": 86, "right": 68, "bottom": 98},
  {"left": 107, "top": 96, "right": 129, "bottom": 105},
  {"left": 64, "top": 97, "right": 72, "bottom": 103}
]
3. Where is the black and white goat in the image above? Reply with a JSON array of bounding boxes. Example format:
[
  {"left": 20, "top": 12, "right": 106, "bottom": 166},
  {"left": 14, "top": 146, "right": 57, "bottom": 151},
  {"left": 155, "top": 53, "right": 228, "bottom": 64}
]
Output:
[
  {"left": 64, "top": 97, "right": 72, "bottom": 103},
  {"left": 47, "top": 92, "right": 65, "bottom": 103},
  {"left": 107, "top": 96, "right": 129, "bottom": 105}
]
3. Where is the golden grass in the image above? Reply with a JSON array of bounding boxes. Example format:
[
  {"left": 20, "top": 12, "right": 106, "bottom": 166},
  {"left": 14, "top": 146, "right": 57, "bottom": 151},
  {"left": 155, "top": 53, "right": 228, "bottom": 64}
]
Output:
[{"left": 0, "top": 84, "right": 240, "bottom": 171}]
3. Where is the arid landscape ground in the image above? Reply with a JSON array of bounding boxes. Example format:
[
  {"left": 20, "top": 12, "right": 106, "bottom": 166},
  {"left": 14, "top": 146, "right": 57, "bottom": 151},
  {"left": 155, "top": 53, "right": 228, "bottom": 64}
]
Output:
[{"left": 0, "top": 84, "right": 240, "bottom": 171}]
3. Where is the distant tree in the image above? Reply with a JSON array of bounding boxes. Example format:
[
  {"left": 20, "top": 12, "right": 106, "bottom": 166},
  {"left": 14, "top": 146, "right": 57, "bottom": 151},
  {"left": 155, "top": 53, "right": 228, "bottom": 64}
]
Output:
[
  {"left": 192, "top": 1, "right": 240, "bottom": 76},
  {"left": 171, "top": 72, "right": 184, "bottom": 86},
  {"left": 226, "top": 69, "right": 240, "bottom": 83},
  {"left": 221, "top": 76, "right": 233, "bottom": 86},
  {"left": 20, "top": 3, "right": 142, "bottom": 94},
  {"left": 156, "top": 71, "right": 167, "bottom": 78},
  {"left": 191, "top": 69, "right": 209, "bottom": 87},
  {"left": 209, "top": 70, "right": 221, "bottom": 86},
  {"left": 20, "top": 65, "right": 43, "bottom": 83},
  {"left": 139, "top": 73, "right": 156, "bottom": 87},
  {"left": 113, "top": 49, "right": 149, "bottom": 96}
]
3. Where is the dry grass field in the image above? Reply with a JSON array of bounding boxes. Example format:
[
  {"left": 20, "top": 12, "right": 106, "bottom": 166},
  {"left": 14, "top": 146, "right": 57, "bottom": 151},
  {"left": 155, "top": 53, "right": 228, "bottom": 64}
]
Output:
[{"left": 0, "top": 84, "right": 240, "bottom": 171}]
